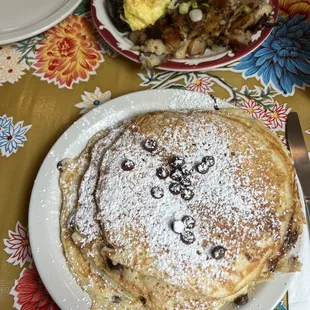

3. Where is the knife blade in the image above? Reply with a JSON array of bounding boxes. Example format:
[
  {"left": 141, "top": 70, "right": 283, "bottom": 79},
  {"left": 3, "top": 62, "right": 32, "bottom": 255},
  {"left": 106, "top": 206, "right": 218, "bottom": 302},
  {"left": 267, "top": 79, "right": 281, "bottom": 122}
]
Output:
[
  {"left": 286, "top": 112, "right": 310, "bottom": 199},
  {"left": 286, "top": 112, "right": 310, "bottom": 221}
]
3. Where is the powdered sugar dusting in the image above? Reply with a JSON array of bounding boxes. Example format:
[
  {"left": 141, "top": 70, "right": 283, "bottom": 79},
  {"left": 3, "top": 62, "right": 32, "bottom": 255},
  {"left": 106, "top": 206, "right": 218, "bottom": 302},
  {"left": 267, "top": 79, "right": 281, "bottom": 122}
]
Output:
[
  {"left": 94, "top": 111, "right": 281, "bottom": 294},
  {"left": 75, "top": 121, "right": 131, "bottom": 242}
]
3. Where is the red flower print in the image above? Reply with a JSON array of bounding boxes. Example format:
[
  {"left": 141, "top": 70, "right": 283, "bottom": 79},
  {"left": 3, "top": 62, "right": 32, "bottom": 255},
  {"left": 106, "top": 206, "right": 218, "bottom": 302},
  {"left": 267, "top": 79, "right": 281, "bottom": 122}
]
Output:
[
  {"left": 251, "top": 109, "right": 273, "bottom": 129},
  {"left": 278, "top": 135, "right": 288, "bottom": 147},
  {"left": 186, "top": 76, "right": 213, "bottom": 93},
  {"left": 10, "top": 266, "right": 59, "bottom": 310},
  {"left": 239, "top": 99, "right": 264, "bottom": 118},
  {"left": 4, "top": 222, "right": 32, "bottom": 267},
  {"left": 266, "top": 102, "right": 291, "bottom": 132}
]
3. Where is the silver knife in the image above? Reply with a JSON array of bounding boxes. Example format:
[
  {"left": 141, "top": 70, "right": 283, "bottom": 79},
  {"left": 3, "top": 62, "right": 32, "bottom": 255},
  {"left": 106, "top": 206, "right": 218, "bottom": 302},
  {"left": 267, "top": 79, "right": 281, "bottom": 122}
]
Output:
[{"left": 286, "top": 112, "right": 310, "bottom": 220}]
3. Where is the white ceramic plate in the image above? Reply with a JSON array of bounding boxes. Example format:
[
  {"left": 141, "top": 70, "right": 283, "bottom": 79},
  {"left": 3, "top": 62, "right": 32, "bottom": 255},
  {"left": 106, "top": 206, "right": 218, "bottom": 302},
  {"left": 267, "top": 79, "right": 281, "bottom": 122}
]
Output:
[
  {"left": 0, "top": 0, "right": 82, "bottom": 45},
  {"left": 29, "top": 89, "right": 305, "bottom": 310}
]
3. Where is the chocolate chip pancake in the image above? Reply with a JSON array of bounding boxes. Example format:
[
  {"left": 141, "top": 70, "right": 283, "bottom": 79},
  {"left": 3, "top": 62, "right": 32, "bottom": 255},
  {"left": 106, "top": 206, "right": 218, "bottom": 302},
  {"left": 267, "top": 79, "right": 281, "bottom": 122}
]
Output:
[
  {"left": 60, "top": 121, "right": 147, "bottom": 309},
  {"left": 60, "top": 107, "right": 304, "bottom": 309}
]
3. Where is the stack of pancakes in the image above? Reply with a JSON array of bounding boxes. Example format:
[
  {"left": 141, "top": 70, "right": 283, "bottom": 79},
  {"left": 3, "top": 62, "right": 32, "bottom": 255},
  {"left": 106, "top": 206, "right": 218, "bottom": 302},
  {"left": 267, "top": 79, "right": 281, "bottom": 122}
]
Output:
[{"left": 60, "top": 108, "right": 304, "bottom": 310}]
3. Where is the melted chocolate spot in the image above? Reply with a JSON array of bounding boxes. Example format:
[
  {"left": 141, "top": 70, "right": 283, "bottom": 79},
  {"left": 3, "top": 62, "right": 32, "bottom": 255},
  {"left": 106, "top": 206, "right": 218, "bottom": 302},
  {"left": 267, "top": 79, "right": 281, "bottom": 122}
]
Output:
[
  {"left": 156, "top": 167, "right": 169, "bottom": 179},
  {"left": 182, "top": 215, "right": 196, "bottom": 229},
  {"left": 180, "top": 229, "right": 196, "bottom": 244},
  {"left": 181, "top": 188, "right": 194, "bottom": 201},
  {"left": 142, "top": 139, "right": 158, "bottom": 152},
  {"left": 139, "top": 296, "right": 147, "bottom": 305},
  {"left": 211, "top": 246, "right": 226, "bottom": 260},
  {"left": 169, "top": 183, "right": 181, "bottom": 195},
  {"left": 121, "top": 159, "right": 135, "bottom": 171},
  {"left": 151, "top": 186, "right": 164, "bottom": 199},
  {"left": 268, "top": 258, "right": 278, "bottom": 272},
  {"left": 284, "top": 229, "right": 298, "bottom": 252},
  {"left": 170, "top": 155, "right": 185, "bottom": 168},
  {"left": 106, "top": 257, "right": 123, "bottom": 271},
  {"left": 112, "top": 295, "right": 122, "bottom": 303},
  {"left": 234, "top": 294, "right": 249, "bottom": 305},
  {"left": 245, "top": 253, "right": 253, "bottom": 262}
]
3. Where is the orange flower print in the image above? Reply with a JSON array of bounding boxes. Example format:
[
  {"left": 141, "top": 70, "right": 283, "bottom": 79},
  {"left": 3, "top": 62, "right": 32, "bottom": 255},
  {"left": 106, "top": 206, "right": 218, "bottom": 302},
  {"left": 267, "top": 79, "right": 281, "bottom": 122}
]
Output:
[
  {"left": 280, "top": 0, "right": 310, "bottom": 20},
  {"left": 32, "top": 15, "right": 104, "bottom": 89}
]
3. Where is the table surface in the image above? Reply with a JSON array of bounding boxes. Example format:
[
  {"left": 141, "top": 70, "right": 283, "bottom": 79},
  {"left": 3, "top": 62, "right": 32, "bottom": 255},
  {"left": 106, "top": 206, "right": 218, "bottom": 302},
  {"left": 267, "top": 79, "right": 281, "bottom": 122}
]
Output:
[{"left": 1, "top": 0, "right": 309, "bottom": 309}]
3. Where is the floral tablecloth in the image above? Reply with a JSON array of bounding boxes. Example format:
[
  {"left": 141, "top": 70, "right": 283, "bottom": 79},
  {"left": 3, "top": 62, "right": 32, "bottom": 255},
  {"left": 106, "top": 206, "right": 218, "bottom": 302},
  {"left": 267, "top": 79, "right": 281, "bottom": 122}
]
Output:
[{"left": 1, "top": 0, "right": 309, "bottom": 309}]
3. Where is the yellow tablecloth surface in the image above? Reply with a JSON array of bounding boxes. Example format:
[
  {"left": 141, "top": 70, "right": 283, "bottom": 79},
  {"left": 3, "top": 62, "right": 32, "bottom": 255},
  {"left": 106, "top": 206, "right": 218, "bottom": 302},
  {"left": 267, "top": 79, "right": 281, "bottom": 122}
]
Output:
[{"left": 1, "top": 0, "right": 310, "bottom": 309}]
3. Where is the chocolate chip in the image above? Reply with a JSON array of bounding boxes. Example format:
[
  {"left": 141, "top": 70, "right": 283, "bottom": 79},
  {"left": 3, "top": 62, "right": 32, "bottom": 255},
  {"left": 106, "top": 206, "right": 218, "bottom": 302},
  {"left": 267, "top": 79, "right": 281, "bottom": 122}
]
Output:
[
  {"left": 156, "top": 167, "right": 169, "bottom": 179},
  {"left": 180, "top": 229, "right": 196, "bottom": 244},
  {"left": 170, "top": 155, "right": 185, "bottom": 168},
  {"left": 181, "top": 188, "right": 194, "bottom": 201},
  {"left": 151, "top": 186, "right": 164, "bottom": 199},
  {"left": 268, "top": 258, "right": 278, "bottom": 272},
  {"left": 172, "top": 220, "right": 185, "bottom": 234},
  {"left": 211, "top": 246, "right": 226, "bottom": 260},
  {"left": 245, "top": 253, "right": 253, "bottom": 262},
  {"left": 202, "top": 156, "right": 215, "bottom": 167},
  {"left": 196, "top": 162, "right": 209, "bottom": 174},
  {"left": 139, "top": 296, "right": 147, "bottom": 305},
  {"left": 182, "top": 215, "right": 196, "bottom": 229},
  {"left": 169, "top": 183, "right": 181, "bottom": 195},
  {"left": 180, "top": 163, "right": 194, "bottom": 176},
  {"left": 170, "top": 169, "right": 183, "bottom": 182},
  {"left": 180, "top": 177, "right": 191, "bottom": 187},
  {"left": 121, "top": 159, "right": 135, "bottom": 171},
  {"left": 112, "top": 295, "right": 122, "bottom": 303},
  {"left": 67, "top": 211, "right": 76, "bottom": 231},
  {"left": 57, "top": 160, "right": 64, "bottom": 172},
  {"left": 234, "top": 294, "right": 249, "bottom": 306},
  {"left": 284, "top": 229, "right": 298, "bottom": 252},
  {"left": 142, "top": 139, "right": 158, "bottom": 152},
  {"left": 106, "top": 257, "right": 123, "bottom": 271}
]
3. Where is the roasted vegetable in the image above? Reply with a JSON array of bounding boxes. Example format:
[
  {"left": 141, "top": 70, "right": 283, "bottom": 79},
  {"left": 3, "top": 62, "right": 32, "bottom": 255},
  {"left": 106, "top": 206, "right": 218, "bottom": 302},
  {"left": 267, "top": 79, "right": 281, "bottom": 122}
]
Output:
[
  {"left": 126, "top": 0, "right": 275, "bottom": 68},
  {"left": 106, "top": 0, "right": 130, "bottom": 33}
]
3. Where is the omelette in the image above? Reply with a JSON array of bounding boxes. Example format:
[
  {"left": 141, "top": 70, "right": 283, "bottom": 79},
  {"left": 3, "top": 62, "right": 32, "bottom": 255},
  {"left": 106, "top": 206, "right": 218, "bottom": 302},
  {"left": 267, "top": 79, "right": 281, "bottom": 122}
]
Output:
[{"left": 123, "top": 0, "right": 172, "bottom": 31}]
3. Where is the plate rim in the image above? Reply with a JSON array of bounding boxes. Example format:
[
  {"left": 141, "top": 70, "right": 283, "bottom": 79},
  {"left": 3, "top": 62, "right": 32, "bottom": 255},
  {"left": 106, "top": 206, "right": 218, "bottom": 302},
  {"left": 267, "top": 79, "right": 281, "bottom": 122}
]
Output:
[
  {"left": 91, "top": 0, "right": 279, "bottom": 71},
  {"left": 0, "top": 0, "right": 83, "bottom": 45},
  {"left": 29, "top": 89, "right": 303, "bottom": 310}
]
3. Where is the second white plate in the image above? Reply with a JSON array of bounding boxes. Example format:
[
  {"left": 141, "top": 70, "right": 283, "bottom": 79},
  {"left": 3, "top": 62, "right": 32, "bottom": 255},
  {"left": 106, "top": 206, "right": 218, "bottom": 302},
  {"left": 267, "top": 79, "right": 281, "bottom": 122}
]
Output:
[{"left": 0, "top": 0, "right": 82, "bottom": 45}]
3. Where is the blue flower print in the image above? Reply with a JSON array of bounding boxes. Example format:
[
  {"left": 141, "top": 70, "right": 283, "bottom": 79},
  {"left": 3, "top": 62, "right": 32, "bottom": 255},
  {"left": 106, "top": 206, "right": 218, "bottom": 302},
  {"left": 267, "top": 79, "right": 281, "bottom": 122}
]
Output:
[
  {"left": 0, "top": 115, "right": 12, "bottom": 137},
  {"left": 234, "top": 14, "right": 310, "bottom": 95},
  {"left": 0, "top": 119, "right": 31, "bottom": 157},
  {"left": 275, "top": 301, "right": 287, "bottom": 310}
]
